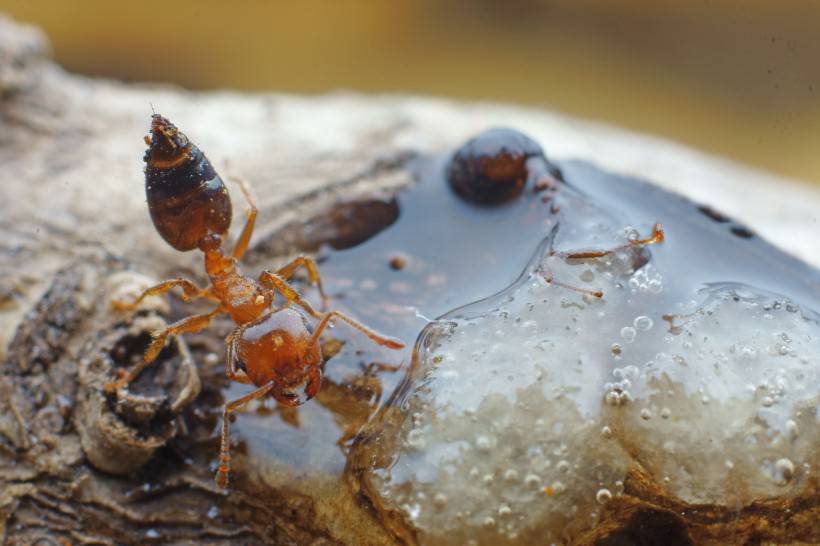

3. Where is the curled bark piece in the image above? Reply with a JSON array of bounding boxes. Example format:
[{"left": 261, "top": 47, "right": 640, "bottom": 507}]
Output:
[
  {"left": 75, "top": 327, "right": 197, "bottom": 476},
  {"left": 3, "top": 256, "right": 201, "bottom": 479},
  {"left": 74, "top": 270, "right": 201, "bottom": 475}
]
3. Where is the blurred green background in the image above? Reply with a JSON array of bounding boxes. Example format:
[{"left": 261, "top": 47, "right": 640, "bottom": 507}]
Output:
[{"left": 3, "top": 0, "right": 820, "bottom": 184}]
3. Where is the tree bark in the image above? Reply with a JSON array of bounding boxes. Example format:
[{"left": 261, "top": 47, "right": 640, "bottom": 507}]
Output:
[{"left": 1, "top": 13, "right": 819, "bottom": 546}]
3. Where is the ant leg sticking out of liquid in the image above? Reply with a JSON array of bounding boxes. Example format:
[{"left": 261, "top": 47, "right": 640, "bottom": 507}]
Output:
[
  {"left": 105, "top": 114, "right": 404, "bottom": 489},
  {"left": 541, "top": 223, "right": 665, "bottom": 298}
]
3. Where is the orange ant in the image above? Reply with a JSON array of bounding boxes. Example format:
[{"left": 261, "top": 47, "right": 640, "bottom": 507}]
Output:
[{"left": 105, "top": 114, "right": 404, "bottom": 489}]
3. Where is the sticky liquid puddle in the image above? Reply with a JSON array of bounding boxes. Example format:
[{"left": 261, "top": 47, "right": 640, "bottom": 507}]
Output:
[
  {"left": 228, "top": 153, "right": 568, "bottom": 478},
  {"left": 224, "top": 144, "right": 819, "bottom": 543}
]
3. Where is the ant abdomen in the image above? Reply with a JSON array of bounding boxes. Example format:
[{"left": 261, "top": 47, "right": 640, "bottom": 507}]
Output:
[
  {"left": 144, "top": 114, "right": 232, "bottom": 251},
  {"left": 447, "top": 127, "right": 555, "bottom": 205}
]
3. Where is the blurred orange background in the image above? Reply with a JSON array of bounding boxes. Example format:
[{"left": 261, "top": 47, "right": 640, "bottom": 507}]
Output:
[{"left": 3, "top": 0, "right": 820, "bottom": 184}]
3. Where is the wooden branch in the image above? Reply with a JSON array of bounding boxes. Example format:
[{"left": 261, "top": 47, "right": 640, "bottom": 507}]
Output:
[{"left": 1, "top": 13, "right": 819, "bottom": 546}]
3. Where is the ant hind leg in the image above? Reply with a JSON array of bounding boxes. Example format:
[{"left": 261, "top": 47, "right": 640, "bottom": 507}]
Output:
[
  {"left": 105, "top": 307, "right": 223, "bottom": 392},
  {"left": 112, "top": 277, "right": 216, "bottom": 311}
]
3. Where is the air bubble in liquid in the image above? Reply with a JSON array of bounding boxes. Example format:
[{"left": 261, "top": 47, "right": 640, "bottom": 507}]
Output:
[{"left": 633, "top": 315, "right": 653, "bottom": 331}]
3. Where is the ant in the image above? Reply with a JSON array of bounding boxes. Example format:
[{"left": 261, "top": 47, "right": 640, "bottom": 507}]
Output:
[{"left": 105, "top": 114, "right": 404, "bottom": 489}]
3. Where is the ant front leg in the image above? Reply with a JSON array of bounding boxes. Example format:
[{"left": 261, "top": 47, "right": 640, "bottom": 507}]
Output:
[
  {"left": 112, "top": 277, "right": 216, "bottom": 311},
  {"left": 216, "top": 380, "right": 276, "bottom": 489},
  {"left": 230, "top": 177, "right": 258, "bottom": 261},
  {"left": 258, "top": 271, "right": 322, "bottom": 319},
  {"left": 540, "top": 266, "right": 603, "bottom": 299},
  {"left": 274, "top": 256, "right": 329, "bottom": 309},
  {"left": 542, "top": 223, "right": 665, "bottom": 299},
  {"left": 105, "top": 307, "right": 223, "bottom": 392},
  {"left": 309, "top": 311, "right": 405, "bottom": 351},
  {"left": 557, "top": 223, "right": 665, "bottom": 260}
]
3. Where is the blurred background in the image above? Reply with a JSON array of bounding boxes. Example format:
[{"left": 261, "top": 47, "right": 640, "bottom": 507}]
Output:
[{"left": 3, "top": 0, "right": 820, "bottom": 184}]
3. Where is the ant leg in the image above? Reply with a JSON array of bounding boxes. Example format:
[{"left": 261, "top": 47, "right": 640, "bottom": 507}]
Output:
[
  {"left": 540, "top": 266, "right": 603, "bottom": 299},
  {"left": 309, "top": 311, "right": 405, "bottom": 350},
  {"left": 230, "top": 177, "right": 258, "bottom": 261},
  {"left": 259, "top": 271, "right": 322, "bottom": 319},
  {"left": 112, "top": 278, "right": 215, "bottom": 311},
  {"left": 216, "top": 380, "right": 276, "bottom": 489},
  {"left": 363, "top": 361, "right": 402, "bottom": 375},
  {"left": 225, "top": 328, "right": 252, "bottom": 384},
  {"left": 542, "top": 224, "right": 663, "bottom": 298},
  {"left": 557, "top": 223, "right": 665, "bottom": 260},
  {"left": 274, "top": 256, "right": 328, "bottom": 309},
  {"left": 104, "top": 307, "right": 223, "bottom": 392},
  {"left": 142, "top": 307, "right": 223, "bottom": 367},
  {"left": 631, "top": 223, "right": 665, "bottom": 247}
]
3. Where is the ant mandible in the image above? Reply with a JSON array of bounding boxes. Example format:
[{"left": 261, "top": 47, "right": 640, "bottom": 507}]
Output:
[{"left": 105, "top": 114, "right": 404, "bottom": 489}]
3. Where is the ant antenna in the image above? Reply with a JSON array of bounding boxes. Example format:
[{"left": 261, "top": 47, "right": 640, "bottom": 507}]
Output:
[{"left": 149, "top": 102, "right": 156, "bottom": 115}]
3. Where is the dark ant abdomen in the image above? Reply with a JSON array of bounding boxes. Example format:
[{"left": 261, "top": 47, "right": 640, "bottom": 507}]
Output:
[
  {"left": 144, "top": 115, "right": 232, "bottom": 251},
  {"left": 447, "top": 127, "right": 556, "bottom": 205}
]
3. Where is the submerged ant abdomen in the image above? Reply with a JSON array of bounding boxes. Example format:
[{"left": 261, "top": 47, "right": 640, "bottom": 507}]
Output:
[
  {"left": 144, "top": 114, "right": 232, "bottom": 251},
  {"left": 447, "top": 127, "right": 554, "bottom": 205}
]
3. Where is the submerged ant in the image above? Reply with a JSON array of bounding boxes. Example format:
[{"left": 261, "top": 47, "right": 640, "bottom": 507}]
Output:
[
  {"left": 543, "top": 223, "right": 665, "bottom": 298},
  {"left": 105, "top": 114, "right": 404, "bottom": 488}
]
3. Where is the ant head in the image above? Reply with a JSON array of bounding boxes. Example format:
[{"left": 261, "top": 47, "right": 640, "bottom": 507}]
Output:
[{"left": 144, "top": 114, "right": 191, "bottom": 168}]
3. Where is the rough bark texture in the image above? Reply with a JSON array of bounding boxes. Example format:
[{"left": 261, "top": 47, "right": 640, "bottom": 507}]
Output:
[{"left": 1, "top": 13, "right": 819, "bottom": 546}]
